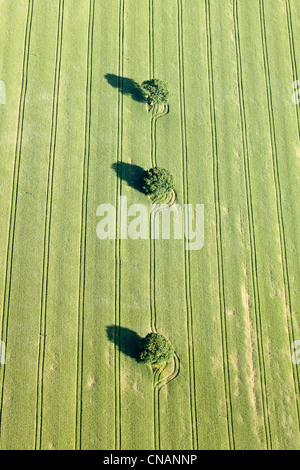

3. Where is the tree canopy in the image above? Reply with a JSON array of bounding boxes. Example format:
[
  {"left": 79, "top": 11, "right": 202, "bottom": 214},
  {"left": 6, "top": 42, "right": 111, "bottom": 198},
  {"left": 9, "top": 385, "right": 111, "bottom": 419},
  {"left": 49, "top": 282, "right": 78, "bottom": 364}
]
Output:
[
  {"left": 143, "top": 167, "right": 175, "bottom": 198},
  {"left": 141, "top": 79, "right": 171, "bottom": 105},
  {"left": 139, "top": 333, "right": 174, "bottom": 365}
]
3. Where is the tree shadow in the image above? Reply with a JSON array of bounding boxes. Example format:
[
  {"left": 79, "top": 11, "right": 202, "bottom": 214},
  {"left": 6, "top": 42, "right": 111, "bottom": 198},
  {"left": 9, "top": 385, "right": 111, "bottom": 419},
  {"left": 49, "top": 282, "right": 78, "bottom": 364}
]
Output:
[
  {"left": 105, "top": 74, "right": 146, "bottom": 103},
  {"left": 112, "top": 161, "right": 145, "bottom": 194},
  {"left": 106, "top": 325, "right": 142, "bottom": 362}
]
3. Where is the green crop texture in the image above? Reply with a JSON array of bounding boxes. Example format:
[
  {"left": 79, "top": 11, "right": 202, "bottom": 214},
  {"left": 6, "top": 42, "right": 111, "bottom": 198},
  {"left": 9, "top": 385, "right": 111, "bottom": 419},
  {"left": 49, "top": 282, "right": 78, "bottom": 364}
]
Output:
[{"left": 0, "top": 0, "right": 299, "bottom": 450}]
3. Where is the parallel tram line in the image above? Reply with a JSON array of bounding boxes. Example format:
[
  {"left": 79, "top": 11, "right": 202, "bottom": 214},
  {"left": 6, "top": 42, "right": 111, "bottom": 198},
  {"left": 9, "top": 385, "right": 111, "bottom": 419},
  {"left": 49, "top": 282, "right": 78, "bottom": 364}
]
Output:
[
  {"left": 259, "top": 0, "right": 300, "bottom": 429},
  {"left": 204, "top": 0, "right": 235, "bottom": 450},
  {"left": 149, "top": 0, "right": 180, "bottom": 450},
  {"left": 148, "top": 1, "right": 159, "bottom": 449},
  {"left": 0, "top": 0, "right": 34, "bottom": 435},
  {"left": 233, "top": 0, "right": 272, "bottom": 449},
  {"left": 149, "top": 0, "right": 154, "bottom": 83},
  {"left": 285, "top": 0, "right": 300, "bottom": 138},
  {"left": 75, "top": 0, "right": 95, "bottom": 450},
  {"left": 114, "top": 0, "right": 125, "bottom": 451},
  {"left": 35, "top": 0, "right": 65, "bottom": 450},
  {"left": 177, "top": 0, "right": 198, "bottom": 450}
]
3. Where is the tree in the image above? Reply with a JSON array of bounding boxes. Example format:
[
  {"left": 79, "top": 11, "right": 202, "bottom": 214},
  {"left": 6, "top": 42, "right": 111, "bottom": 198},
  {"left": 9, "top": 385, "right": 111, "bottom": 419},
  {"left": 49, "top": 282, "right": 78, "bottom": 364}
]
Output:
[
  {"left": 143, "top": 167, "right": 175, "bottom": 198},
  {"left": 139, "top": 333, "right": 174, "bottom": 365},
  {"left": 141, "top": 79, "right": 171, "bottom": 106}
]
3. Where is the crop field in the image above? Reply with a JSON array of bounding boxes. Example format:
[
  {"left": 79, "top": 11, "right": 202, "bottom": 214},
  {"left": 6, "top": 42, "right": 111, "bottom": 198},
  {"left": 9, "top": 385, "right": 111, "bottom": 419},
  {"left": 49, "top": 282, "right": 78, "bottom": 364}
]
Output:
[{"left": 0, "top": 0, "right": 300, "bottom": 451}]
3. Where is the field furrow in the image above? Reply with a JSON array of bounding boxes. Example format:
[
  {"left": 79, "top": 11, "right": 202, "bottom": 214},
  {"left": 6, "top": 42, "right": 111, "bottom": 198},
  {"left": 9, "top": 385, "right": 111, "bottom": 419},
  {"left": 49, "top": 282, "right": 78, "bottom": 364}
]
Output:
[
  {"left": 75, "top": 0, "right": 95, "bottom": 450},
  {"left": 149, "top": 0, "right": 193, "bottom": 450},
  {"left": 233, "top": 0, "right": 272, "bottom": 449},
  {"left": 204, "top": 0, "right": 235, "bottom": 450},
  {"left": 286, "top": 0, "right": 300, "bottom": 138},
  {"left": 81, "top": 0, "right": 120, "bottom": 451},
  {"left": 259, "top": 0, "right": 300, "bottom": 430},
  {"left": 113, "top": 0, "right": 125, "bottom": 450},
  {"left": 34, "top": 0, "right": 64, "bottom": 449},
  {"left": 177, "top": 0, "right": 198, "bottom": 450},
  {"left": 0, "top": 0, "right": 299, "bottom": 451},
  {"left": 0, "top": 0, "right": 34, "bottom": 435}
]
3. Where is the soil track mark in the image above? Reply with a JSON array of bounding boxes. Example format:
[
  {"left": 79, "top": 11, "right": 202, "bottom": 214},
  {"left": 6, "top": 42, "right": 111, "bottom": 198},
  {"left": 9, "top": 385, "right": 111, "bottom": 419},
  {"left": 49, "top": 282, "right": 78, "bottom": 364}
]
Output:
[
  {"left": 259, "top": 0, "right": 300, "bottom": 431},
  {"left": 0, "top": 0, "right": 34, "bottom": 435},
  {"left": 148, "top": 0, "right": 180, "bottom": 450},
  {"left": 75, "top": 0, "right": 95, "bottom": 450},
  {"left": 177, "top": 0, "right": 198, "bottom": 450},
  {"left": 233, "top": 0, "right": 272, "bottom": 449},
  {"left": 34, "top": 0, "right": 65, "bottom": 450},
  {"left": 205, "top": 0, "right": 235, "bottom": 450},
  {"left": 113, "top": 0, "right": 125, "bottom": 451},
  {"left": 285, "top": 0, "right": 300, "bottom": 138}
]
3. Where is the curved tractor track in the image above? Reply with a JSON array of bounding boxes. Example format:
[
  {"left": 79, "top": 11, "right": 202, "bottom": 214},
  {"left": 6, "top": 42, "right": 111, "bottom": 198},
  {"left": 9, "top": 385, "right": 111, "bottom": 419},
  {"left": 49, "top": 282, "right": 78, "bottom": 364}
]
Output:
[
  {"left": 149, "top": 103, "right": 180, "bottom": 450},
  {"left": 148, "top": 0, "right": 180, "bottom": 451}
]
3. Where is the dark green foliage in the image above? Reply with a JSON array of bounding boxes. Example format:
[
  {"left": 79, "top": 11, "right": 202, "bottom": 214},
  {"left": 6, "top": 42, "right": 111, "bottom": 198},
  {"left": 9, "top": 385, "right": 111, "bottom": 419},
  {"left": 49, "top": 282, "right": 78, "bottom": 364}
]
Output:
[
  {"left": 143, "top": 167, "right": 175, "bottom": 198},
  {"left": 141, "top": 79, "right": 171, "bottom": 105},
  {"left": 139, "top": 333, "right": 174, "bottom": 365}
]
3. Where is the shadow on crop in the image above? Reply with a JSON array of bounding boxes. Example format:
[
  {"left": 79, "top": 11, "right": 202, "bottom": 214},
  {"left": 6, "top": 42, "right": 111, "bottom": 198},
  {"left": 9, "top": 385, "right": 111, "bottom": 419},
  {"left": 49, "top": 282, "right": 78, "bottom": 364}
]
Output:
[
  {"left": 104, "top": 74, "right": 146, "bottom": 103},
  {"left": 106, "top": 325, "right": 142, "bottom": 362},
  {"left": 112, "top": 161, "right": 145, "bottom": 194}
]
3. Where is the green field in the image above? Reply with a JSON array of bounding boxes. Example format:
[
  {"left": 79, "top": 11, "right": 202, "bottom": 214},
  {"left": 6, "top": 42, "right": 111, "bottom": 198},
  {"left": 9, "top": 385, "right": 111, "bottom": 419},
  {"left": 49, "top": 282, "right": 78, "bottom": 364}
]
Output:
[{"left": 0, "top": 0, "right": 300, "bottom": 450}]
